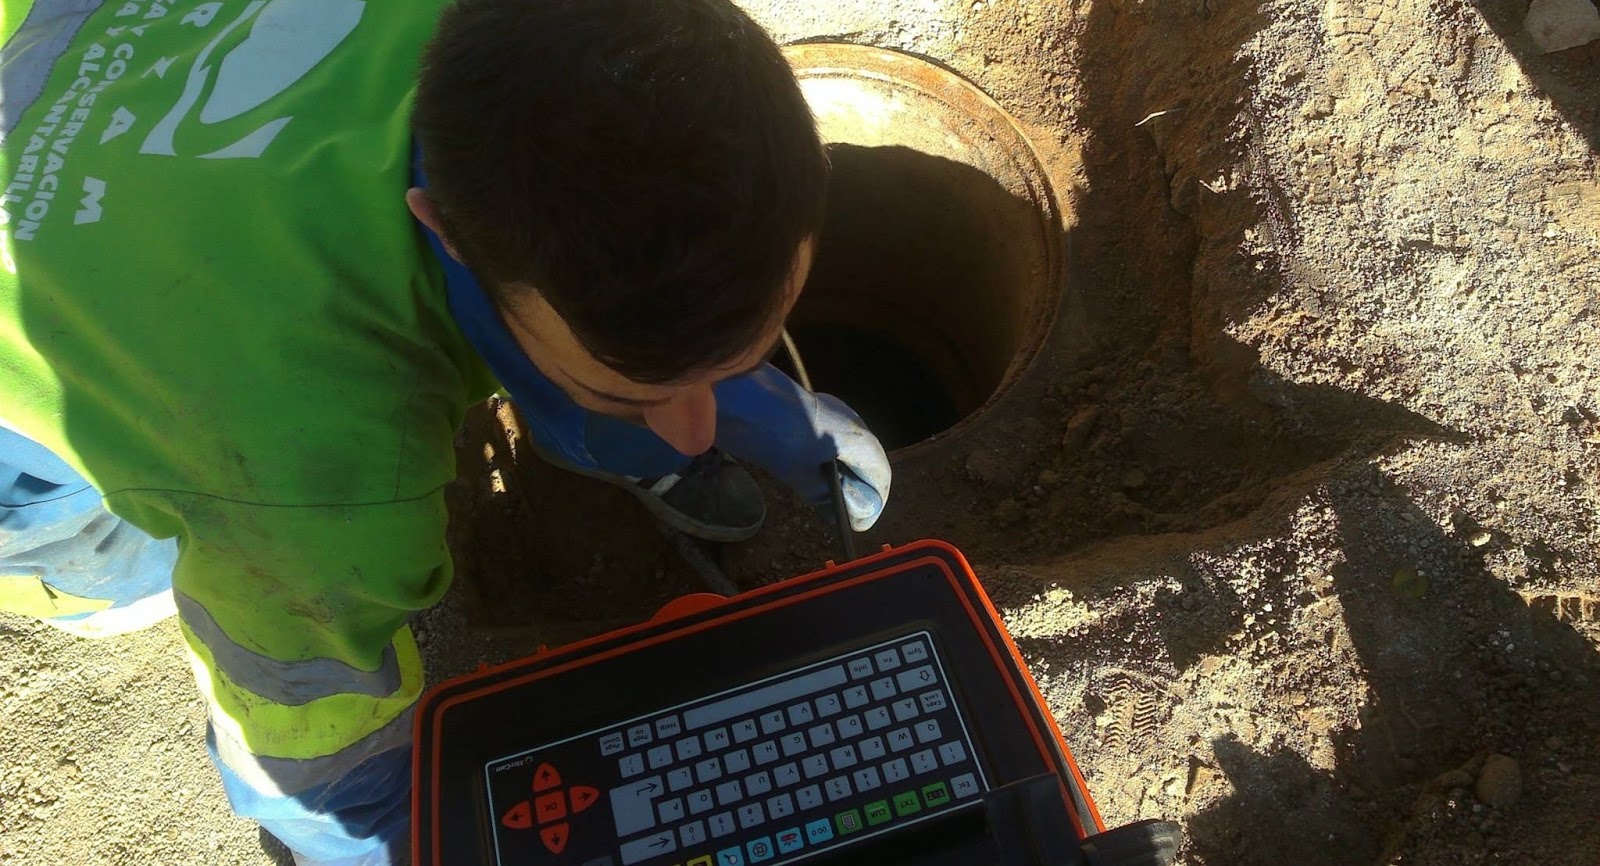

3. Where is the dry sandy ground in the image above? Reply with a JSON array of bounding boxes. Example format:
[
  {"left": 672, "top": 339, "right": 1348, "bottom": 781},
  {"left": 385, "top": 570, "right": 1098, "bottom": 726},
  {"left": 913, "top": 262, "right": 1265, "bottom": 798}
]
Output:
[{"left": 4, "top": 0, "right": 1599, "bottom": 864}]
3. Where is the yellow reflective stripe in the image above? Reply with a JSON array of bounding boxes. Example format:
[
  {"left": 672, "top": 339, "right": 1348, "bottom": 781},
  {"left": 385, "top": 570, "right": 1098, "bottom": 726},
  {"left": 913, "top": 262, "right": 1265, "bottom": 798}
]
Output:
[
  {"left": 180, "top": 620, "right": 422, "bottom": 761},
  {"left": 0, "top": 575, "right": 113, "bottom": 618}
]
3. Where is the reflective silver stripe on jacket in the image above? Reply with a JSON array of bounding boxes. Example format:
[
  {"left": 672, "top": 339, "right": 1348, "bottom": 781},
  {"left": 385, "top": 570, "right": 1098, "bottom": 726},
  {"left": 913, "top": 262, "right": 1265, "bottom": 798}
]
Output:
[
  {"left": 211, "top": 705, "right": 414, "bottom": 798},
  {"left": 175, "top": 590, "right": 402, "bottom": 706}
]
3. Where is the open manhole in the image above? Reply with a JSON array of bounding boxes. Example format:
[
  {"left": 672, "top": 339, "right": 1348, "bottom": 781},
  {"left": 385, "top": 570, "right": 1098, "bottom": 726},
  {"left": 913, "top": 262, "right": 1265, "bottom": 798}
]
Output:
[{"left": 780, "top": 44, "right": 1065, "bottom": 453}]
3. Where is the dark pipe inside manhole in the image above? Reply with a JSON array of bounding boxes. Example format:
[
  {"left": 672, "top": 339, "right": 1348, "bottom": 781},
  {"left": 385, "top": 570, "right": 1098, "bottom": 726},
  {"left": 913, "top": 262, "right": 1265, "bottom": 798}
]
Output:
[{"left": 777, "top": 143, "right": 1054, "bottom": 451}]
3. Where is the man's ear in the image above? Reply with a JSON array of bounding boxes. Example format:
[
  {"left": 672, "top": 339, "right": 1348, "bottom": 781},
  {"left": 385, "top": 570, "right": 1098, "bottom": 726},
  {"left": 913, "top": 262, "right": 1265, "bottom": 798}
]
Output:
[{"left": 405, "top": 188, "right": 464, "bottom": 262}]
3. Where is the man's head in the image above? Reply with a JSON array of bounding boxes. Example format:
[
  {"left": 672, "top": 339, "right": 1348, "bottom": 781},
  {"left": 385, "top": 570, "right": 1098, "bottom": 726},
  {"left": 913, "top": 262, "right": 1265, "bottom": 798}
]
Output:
[{"left": 409, "top": 0, "right": 827, "bottom": 456}]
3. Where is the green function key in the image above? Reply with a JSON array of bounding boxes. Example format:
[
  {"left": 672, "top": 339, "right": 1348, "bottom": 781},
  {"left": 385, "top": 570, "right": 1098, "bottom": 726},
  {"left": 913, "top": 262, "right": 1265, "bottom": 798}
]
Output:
[
  {"left": 865, "top": 800, "right": 893, "bottom": 826},
  {"left": 921, "top": 781, "right": 951, "bottom": 808},
  {"left": 893, "top": 791, "right": 922, "bottom": 817},
  {"left": 836, "top": 808, "right": 864, "bottom": 836}
]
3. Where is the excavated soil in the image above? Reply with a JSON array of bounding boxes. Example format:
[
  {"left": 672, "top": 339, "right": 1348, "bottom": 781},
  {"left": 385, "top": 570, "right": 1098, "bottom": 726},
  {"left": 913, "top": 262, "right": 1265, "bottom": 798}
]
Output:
[{"left": 3, "top": 0, "right": 1599, "bottom": 864}]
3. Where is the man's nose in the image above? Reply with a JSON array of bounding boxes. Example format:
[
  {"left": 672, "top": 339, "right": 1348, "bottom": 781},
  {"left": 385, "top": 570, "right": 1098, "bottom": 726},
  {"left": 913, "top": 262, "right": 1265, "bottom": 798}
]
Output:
[{"left": 642, "top": 386, "right": 718, "bottom": 457}]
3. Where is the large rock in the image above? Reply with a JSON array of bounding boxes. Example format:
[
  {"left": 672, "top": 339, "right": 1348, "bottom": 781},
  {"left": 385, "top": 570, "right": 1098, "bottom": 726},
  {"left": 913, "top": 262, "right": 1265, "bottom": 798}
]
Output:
[
  {"left": 1525, "top": 0, "right": 1600, "bottom": 53},
  {"left": 1475, "top": 754, "right": 1523, "bottom": 809}
]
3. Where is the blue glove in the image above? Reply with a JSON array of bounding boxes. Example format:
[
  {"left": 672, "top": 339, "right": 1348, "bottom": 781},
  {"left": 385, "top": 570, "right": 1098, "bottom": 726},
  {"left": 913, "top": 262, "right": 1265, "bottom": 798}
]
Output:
[{"left": 713, "top": 365, "right": 892, "bottom": 531}]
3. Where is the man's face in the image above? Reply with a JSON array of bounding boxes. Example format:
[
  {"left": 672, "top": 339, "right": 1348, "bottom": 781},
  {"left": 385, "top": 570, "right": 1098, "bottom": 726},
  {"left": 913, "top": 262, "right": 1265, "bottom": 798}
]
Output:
[
  {"left": 496, "top": 238, "right": 814, "bottom": 458},
  {"left": 406, "top": 187, "right": 812, "bottom": 457}
]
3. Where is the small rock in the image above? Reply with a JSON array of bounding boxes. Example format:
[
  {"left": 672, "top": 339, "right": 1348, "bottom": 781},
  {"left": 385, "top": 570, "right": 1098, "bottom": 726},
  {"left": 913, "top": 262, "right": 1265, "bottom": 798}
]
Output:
[
  {"left": 1525, "top": 0, "right": 1600, "bottom": 52},
  {"left": 995, "top": 499, "right": 1025, "bottom": 526},
  {"left": 1120, "top": 469, "right": 1148, "bottom": 489},
  {"left": 1438, "top": 769, "right": 1475, "bottom": 790},
  {"left": 1470, "top": 530, "right": 1493, "bottom": 547},
  {"left": 965, "top": 450, "right": 1013, "bottom": 486},
  {"left": 1061, "top": 407, "right": 1101, "bottom": 452},
  {"left": 1036, "top": 469, "right": 1062, "bottom": 489},
  {"left": 1475, "top": 754, "right": 1522, "bottom": 809}
]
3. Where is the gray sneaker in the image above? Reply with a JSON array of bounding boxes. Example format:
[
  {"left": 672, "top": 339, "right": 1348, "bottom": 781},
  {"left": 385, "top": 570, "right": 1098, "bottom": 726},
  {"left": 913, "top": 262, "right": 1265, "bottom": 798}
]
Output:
[{"left": 540, "top": 447, "right": 766, "bottom": 543}]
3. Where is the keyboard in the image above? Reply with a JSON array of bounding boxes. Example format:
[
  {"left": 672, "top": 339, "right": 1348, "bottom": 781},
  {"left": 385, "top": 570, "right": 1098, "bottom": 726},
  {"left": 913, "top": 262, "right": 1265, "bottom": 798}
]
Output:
[{"left": 486, "top": 630, "right": 987, "bottom": 866}]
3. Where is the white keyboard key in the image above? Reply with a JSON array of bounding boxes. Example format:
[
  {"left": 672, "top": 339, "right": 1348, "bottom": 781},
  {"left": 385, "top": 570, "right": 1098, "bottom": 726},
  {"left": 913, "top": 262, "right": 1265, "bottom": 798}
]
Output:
[
  {"left": 859, "top": 737, "right": 887, "bottom": 762},
  {"left": 837, "top": 715, "right": 864, "bottom": 739},
  {"left": 892, "top": 698, "right": 919, "bottom": 723},
  {"left": 715, "top": 780, "right": 743, "bottom": 806},
  {"left": 759, "top": 711, "right": 786, "bottom": 734},
  {"left": 696, "top": 757, "right": 723, "bottom": 783},
  {"left": 802, "top": 754, "right": 829, "bottom": 779},
  {"left": 648, "top": 745, "right": 675, "bottom": 769},
  {"left": 680, "top": 820, "right": 708, "bottom": 847},
  {"left": 919, "top": 690, "right": 948, "bottom": 713},
  {"left": 725, "top": 749, "right": 751, "bottom": 775},
  {"left": 843, "top": 686, "right": 870, "bottom": 709},
  {"left": 852, "top": 766, "right": 882, "bottom": 793},
  {"left": 746, "top": 771, "right": 773, "bottom": 797},
  {"left": 897, "top": 666, "right": 937, "bottom": 693},
  {"left": 808, "top": 723, "right": 836, "bottom": 748},
  {"left": 825, "top": 776, "right": 853, "bottom": 802},
  {"left": 774, "top": 763, "right": 800, "bottom": 787},
  {"left": 628, "top": 724, "right": 654, "bottom": 747},
  {"left": 619, "top": 830, "right": 675, "bottom": 866},
  {"left": 888, "top": 728, "right": 915, "bottom": 752},
  {"left": 732, "top": 719, "right": 760, "bottom": 743},
  {"left": 767, "top": 793, "right": 795, "bottom": 819},
  {"left": 902, "top": 640, "right": 929, "bottom": 663},
  {"left": 601, "top": 732, "right": 626, "bottom": 755},
  {"left": 829, "top": 744, "right": 858, "bottom": 770},
  {"left": 657, "top": 716, "right": 683, "bottom": 739},
  {"left": 620, "top": 754, "right": 646, "bottom": 778},
  {"left": 688, "top": 790, "right": 715, "bottom": 815},
  {"left": 668, "top": 767, "right": 694, "bottom": 792},
  {"left": 883, "top": 758, "right": 910, "bottom": 784},
  {"left": 796, "top": 785, "right": 823, "bottom": 811},
  {"left": 676, "top": 737, "right": 703, "bottom": 761},
  {"left": 915, "top": 719, "right": 943, "bottom": 744},
  {"left": 753, "top": 741, "right": 780, "bottom": 765},
  {"left": 658, "top": 798, "right": 685, "bottom": 823},
  {"left": 939, "top": 741, "right": 968, "bottom": 766},
  {"left": 787, "top": 702, "right": 815, "bottom": 725},
  {"left": 738, "top": 802, "right": 765, "bottom": 829},
  {"left": 709, "top": 812, "right": 737, "bottom": 838},
  {"left": 609, "top": 776, "right": 664, "bottom": 837},
  {"left": 875, "top": 648, "right": 902, "bottom": 671},
  {"left": 951, "top": 773, "right": 980, "bottom": 799},
  {"left": 780, "top": 733, "right": 807, "bottom": 757},
  {"left": 705, "top": 728, "right": 731, "bottom": 752},
  {"left": 864, "top": 708, "right": 892, "bottom": 730},
  {"left": 847, "top": 658, "right": 874, "bottom": 679},
  {"left": 870, "top": 677, "right": 897, "bottom": 701},
  {"left": 815, "top": 694, "right": 842, "bottom": 717},
  {"left": 911, "top": 750, "right": 939, "bottom": 775}
]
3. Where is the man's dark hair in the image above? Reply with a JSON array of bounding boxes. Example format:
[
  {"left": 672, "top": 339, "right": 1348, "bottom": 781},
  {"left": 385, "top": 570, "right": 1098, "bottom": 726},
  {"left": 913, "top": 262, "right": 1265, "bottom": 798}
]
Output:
[{"left": 413, "top": 0, "right": 829, "bottom": 384}]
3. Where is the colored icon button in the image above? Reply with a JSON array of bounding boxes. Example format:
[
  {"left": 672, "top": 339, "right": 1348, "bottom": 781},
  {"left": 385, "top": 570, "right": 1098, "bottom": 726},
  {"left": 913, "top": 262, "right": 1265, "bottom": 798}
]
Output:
[
  {"left": 747, "top": 837, "right": 775, "bottom": 863},
  {"left": 776, "top": 827, "right": 805, "bottom": 854},
  {"left": 864, "top": 800, "right": 892, "bottom": 826},
  {"left": 805, "top": 818, "right": 834, "bottom": 844},
  {"left": 893, "top": 791, "right": 922, "bottom": 817},
  {"left": 921, "top": 781, "right": 951, "bottom": 808}
]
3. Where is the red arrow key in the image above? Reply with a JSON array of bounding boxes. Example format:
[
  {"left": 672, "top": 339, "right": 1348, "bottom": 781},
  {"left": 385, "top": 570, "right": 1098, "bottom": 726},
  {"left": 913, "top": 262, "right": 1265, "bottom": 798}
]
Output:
[
  {"left": 569, "top": 786, "right": 599, "bottom": 814},
  {"left": 533, "top": 763, "right": 562, "bottom": 793},
  {"left": 501, "top": 801, "right": 533, "bottom": 830},
  {"left": 541, "top": 823, "right": 570, "bottom": 855}
]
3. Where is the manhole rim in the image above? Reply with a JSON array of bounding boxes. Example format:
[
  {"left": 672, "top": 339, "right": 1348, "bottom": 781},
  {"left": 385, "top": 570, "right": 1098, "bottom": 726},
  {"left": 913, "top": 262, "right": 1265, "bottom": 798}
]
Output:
[{"left": 784, "top": 42, "right": 1067, "bottom": 458}]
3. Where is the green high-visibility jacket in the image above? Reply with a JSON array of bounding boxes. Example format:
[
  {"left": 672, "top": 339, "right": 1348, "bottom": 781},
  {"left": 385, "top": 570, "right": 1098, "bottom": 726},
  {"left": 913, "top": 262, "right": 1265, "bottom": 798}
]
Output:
[{"left": 0, "top": 0, "right": 494, "bottom": 760}]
